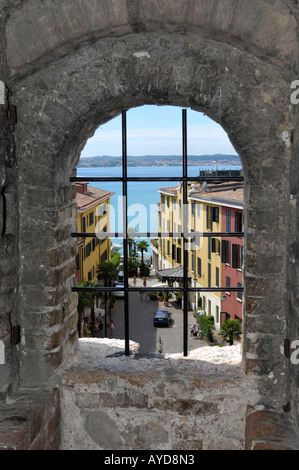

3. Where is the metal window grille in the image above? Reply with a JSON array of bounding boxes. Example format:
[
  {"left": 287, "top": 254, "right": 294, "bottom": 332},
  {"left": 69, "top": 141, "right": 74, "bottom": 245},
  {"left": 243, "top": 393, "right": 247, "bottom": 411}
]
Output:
[{"left": 71, "top": 109, "right": 244, "bottom": 356}]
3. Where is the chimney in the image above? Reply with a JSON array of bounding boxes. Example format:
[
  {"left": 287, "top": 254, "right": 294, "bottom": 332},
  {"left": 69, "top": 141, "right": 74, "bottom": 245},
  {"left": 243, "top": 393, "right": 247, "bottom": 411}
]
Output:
[{"left": 76, "top": 182, "right": 88, "bottom": 193}]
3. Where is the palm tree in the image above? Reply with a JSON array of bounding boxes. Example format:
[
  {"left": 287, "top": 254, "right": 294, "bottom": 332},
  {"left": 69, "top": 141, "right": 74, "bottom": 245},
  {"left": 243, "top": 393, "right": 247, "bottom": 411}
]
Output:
[
  {"left": 96, "top": 261, "right": 118, "bottom": 286},
  {"left": 83, "top": 280, "right": 103, "bottom": 337},
  {"left": 128, "top": 227, "right": 136, "bottom": 260},
  {"left": 96, "top": 261, "right": 118, "bottom": 336},
  {"left": 219, "top": 319, "right": 242, "bottom": 346},
  {"left": 77, "top": 283, "right": 94, "bottom": 338},
  {"left": 136, "top": 240, "right": 149, "bottom": 266}
]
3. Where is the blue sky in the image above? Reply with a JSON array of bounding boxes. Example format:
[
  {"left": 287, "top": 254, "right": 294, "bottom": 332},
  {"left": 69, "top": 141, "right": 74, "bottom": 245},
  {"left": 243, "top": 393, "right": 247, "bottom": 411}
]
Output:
[{"left": 80, "top": 105, "right": 237, "bottom": 158}]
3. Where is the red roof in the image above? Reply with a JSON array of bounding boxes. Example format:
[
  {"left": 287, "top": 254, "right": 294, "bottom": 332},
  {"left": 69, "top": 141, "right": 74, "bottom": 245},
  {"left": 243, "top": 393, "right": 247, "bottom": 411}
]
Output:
[{"left": 76, "top": 183, "right": 115, "bottom": 211}]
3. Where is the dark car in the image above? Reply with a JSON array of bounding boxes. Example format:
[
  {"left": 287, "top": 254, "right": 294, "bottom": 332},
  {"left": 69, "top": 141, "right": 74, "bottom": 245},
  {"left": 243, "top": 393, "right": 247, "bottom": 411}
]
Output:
[{"left": 153, "top": 310, "right": 170, "bottom": 327}]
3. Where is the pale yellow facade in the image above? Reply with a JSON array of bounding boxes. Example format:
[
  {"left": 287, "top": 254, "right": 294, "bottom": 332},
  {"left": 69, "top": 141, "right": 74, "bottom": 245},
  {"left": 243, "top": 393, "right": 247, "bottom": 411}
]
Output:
[
  {"left": 75, "top": 183, "right": 114, "bottom": 283},
  {"left": 158, "top": 182, "right": 222, "bottom": 323}
]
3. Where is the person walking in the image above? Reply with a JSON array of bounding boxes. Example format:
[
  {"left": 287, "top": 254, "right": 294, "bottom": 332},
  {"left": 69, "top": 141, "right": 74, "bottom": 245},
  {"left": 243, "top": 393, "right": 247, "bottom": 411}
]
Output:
[
  {"left": 109, "top": 320, "right": 115, "bottom": 338},
  {"left": 98, "top": 320, "right": 104, "bottom": 338}
]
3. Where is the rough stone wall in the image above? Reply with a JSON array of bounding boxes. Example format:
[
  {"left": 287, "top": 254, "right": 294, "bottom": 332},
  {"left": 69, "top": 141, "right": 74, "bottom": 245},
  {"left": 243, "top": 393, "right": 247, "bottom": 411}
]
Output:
[
  {"left": 0, "top": 0, "right": 299, "bottom": 450},
  {"left": 0, "top": 1, "right": 19, "bottom": 401},
  {"left": 58, "top": 339, "right": 260, "bottom": 451},
  {"left": 0, "top": 388, "right": 60, "bottom": 450}
]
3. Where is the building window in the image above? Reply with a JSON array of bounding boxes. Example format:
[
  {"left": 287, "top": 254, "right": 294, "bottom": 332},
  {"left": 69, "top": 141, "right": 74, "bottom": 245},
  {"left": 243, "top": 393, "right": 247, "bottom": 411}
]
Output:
[
  {"left": 191, "top": 254, "right": 195, "bottom": 272},
  {"left": 213, "top": 207, "right": 219, "bottom": 223},
  {"left": 206, "top": 206, "right": 212, "bottom": 230},
  {"left": 177, "top": 247, "right": 181, "bottom": 264},
  {"left": 197, "top": 257, "right": 202, "bottom": 277},
  {"left": 226, "top": 276, "right": 231, "bottom": 294},
  {"left": 226, "top": 209, "right": 231, "bottom": 232},
  {"left": 89, "top": 211, "right": 94, "bottom": 226},
  {"left": 235, "top": 211, "right": 242, "bottom": 233},
  {"left": 215, "top": 267, "right": 219, "bottom": 287},
  {"left": 221, "top": 240, "right": 231, "bottom": 264},
  {"left": 208, "top": 263, "right": 211, "bottom": 287}
]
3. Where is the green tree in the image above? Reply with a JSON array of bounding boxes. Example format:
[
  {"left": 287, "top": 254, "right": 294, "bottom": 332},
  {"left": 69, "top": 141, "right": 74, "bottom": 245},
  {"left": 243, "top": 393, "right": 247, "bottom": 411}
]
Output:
[
  {"left": 128, "top": 227, "right": 137, "bottom": 259},
  {"left": 198, "top": 315, "right": 214, "bottom": 343},
  {"left": 96, "top": 261, "right": 118, "bottom": 286},
  {"left": 219, "top": 319, "right": 242, "bottom": 346},
  {"left": 136, "top": 240, "right": 149, "bottom": 266},
  {"left": 111, "top": 251, "right": 121, "bottom": 267}
]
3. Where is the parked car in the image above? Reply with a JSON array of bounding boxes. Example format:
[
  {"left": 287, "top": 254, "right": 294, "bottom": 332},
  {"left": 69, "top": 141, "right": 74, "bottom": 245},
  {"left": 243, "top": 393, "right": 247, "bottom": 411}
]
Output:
[
  {"left": 117, "top": 271, "right": 124, "bottom": 283},
  {"left": 153, "top": 310, "right": 170, "bottom": 327},
  {"left": 114, "top": 283, "right": 124, "bottom": 298}
]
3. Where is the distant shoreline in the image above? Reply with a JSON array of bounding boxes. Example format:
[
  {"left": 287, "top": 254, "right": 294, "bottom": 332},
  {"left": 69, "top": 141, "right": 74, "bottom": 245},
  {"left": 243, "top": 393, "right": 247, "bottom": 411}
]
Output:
[{"left": 78, "top": 154, "right": 240, "bottom": 168}]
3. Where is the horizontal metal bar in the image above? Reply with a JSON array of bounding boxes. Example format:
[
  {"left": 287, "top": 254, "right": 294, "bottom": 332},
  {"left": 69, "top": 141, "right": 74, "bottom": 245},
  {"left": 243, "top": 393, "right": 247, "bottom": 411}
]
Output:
[
  {"left": 72, "top": 286, "right": 243, "bottom": 292},
  {"left": 71, "top": 232, "right": 244, "bottom": 238},
  {"left": 71, "top": 176, "right": 243, "bottom": 183}
]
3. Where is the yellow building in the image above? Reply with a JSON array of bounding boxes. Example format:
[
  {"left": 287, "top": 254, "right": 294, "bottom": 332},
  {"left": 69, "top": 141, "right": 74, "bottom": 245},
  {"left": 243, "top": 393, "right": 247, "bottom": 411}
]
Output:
[
  {"left": 158, "top": 182, "right": 222, "bottom": 327},
  {"left": 75, "top": 182, "right": 115, "bottom": 283},
  {"left": 188, "top": 185, "right": 222, "bottom": 324}
]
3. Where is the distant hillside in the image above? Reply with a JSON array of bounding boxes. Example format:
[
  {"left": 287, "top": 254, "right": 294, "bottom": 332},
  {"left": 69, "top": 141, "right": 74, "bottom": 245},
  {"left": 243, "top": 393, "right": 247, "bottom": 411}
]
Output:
[{"left": 77, "top": 154, "right": 240, "bottom": 168}]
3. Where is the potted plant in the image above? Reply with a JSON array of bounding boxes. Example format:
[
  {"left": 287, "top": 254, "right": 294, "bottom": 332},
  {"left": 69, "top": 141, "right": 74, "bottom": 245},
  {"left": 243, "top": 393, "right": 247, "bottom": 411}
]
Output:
[
  {"left": 219, "top": 319, "right": 242, "bottom": 346},
  {"left": 157, "top": 291, "right": 163, "bottom": 301},
  {"left": 163, "top": 292, "right": 169, "bottom": 307}
]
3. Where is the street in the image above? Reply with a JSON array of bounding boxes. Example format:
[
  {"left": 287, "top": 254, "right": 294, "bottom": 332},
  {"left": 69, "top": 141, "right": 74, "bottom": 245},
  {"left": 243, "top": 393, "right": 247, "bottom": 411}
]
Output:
[{"left": 109, "top": 275, "right": 206, "bottom": 355}]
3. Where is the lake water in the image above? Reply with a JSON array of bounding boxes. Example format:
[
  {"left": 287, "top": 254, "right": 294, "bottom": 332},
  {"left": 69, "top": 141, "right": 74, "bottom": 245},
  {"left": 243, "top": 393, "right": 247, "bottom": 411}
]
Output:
[{"left": 76, "top": 165, "right": 241, "bottom": 256}]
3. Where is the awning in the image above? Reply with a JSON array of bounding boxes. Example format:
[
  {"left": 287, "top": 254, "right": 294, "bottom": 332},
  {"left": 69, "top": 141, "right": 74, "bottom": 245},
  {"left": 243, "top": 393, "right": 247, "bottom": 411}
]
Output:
[{"left": 155, "top": 267, "right": 191, "bottom": 283}]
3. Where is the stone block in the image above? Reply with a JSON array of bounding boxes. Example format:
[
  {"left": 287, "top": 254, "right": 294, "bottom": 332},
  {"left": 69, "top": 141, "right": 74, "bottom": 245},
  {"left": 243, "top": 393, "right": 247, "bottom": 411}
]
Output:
[
  {"left": 29, "top": 430, "right": 46, "bottom": 450},
  {"left": 209, "top": 0, "right": 237, "bottom": 33},
  {"left": 245, "top": 410, "right": 295, "bottom": 450},
  {"left": 250, "top": 7, "right": 292, "bottom": 52},
  {"left": 187, "top": 0, "right": 213, "bottom": 28},
  {"left": 141, "top": 0, "right": 189, "bottom": 27},
  {"left": 230, "top": 0, "right": 260, "bottom": 40}
]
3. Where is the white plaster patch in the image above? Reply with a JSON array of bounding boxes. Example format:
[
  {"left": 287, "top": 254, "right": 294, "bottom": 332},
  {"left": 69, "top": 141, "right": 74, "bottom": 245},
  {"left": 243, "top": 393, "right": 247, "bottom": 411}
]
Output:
[
  {"left": 133, "top": 51, "right": 151, "bottom": 59},
  {"left": 0, "top": 341, "right": 5, "bottom": 364},
  {"left": 280, "top": 130, "right": 291, "bottom": 148},
  {"left": 0, "top": 81, "right": 5, "bottom": 105}
]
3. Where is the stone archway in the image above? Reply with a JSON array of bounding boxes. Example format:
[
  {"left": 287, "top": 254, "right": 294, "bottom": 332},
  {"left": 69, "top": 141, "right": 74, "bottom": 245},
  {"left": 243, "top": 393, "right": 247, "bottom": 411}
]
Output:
[{"left": 1, "top": 0, "right": 299, "bottom": 450}]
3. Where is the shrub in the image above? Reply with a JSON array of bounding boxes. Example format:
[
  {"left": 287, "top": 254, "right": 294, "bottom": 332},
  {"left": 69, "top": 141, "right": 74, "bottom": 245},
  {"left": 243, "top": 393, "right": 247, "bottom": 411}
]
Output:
[
  {"left": 198, "top": 315, "right": 214, "bottom": 343},
  {"left": 219, "top": 319, "right": 242, "bottom": 345}
]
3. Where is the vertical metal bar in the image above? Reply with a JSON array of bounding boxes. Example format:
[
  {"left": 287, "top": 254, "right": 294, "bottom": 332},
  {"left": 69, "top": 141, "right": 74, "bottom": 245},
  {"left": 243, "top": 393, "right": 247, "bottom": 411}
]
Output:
[
  {"left": 122, "top": 110, "right": 130, "bottom": 356},
  {"left": 182, "top": 109, "right": 188, "bottom": 357}
]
